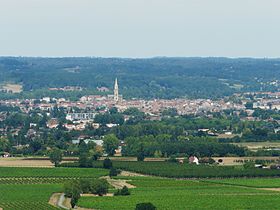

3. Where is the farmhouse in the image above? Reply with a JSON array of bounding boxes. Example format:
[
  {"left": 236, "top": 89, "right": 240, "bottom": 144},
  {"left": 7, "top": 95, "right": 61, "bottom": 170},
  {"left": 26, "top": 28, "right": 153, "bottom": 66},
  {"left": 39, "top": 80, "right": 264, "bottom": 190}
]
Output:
[{"left": 189, "top": 156, "right": 199, "bottom": 165}]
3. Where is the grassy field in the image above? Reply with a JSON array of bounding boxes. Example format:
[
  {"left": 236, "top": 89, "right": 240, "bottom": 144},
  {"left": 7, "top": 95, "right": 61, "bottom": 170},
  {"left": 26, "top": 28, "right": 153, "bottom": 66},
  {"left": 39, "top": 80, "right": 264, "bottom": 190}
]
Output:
[
  {"left": 0, "top": 167, "right": 108, "bottom": 210},
  {"left": 78, "top": 176, "right": 280, "bottom": 210}
]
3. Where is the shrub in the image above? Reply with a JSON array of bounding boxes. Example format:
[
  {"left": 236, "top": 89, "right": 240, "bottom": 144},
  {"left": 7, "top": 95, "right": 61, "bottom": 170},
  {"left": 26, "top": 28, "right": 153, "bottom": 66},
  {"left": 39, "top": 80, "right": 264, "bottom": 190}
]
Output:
[
  {"left": 103, "top": 158, "right": 113, "bottom": 169},
  {"left": 135, "top": 203, "right": 156, "bottom": 210},
  {"left": 49, "top": 149, "right": 63, "bottom": 167},
  {"left": 79, "top": 179, "right": 91, "bottom": 193},
  {"left": 109, "top": 167, "right": 121, "bottom": 177},
  {"left": 199, "top": 157, "right": 216, "bottom": 165},
  {"left": 90, "top": 179, "right": 109, "bottom": 196},
  {"left": 64, "top": 180, "right": 82, "bottom": 198},
  {"left": 114, "top": 186, "right": 130, "bottom": 196}
]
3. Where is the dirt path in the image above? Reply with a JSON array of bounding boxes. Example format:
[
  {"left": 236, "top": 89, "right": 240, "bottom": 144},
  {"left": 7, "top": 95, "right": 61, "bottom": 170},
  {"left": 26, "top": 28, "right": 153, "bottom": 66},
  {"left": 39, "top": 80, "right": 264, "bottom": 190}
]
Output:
[
  {"left": 49, "top": 193, "right": 94, "bottom": 210},
  {"left": 260, "top": 188, "right": 280, "bottom": 192}
]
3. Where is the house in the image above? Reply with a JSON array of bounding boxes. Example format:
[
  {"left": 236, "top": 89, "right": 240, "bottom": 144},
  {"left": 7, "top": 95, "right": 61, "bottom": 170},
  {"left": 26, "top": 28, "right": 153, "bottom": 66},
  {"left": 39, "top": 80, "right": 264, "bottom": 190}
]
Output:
[
  {"left": 47, "top": 118, "right": 59, "bottom": 129},
  {"left": 0, "top": 152, "right": 11, "bottom": 158},
  {"left": 189, "top": 156, "right": 199, "bottom": 165}
]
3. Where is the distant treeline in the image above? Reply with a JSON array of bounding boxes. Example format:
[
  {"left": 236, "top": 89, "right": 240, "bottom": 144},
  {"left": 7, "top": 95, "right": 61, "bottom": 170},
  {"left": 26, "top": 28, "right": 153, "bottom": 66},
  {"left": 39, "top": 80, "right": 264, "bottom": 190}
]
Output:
[{"left": 0, "top": 57, "right": 280, "bottom": 99}]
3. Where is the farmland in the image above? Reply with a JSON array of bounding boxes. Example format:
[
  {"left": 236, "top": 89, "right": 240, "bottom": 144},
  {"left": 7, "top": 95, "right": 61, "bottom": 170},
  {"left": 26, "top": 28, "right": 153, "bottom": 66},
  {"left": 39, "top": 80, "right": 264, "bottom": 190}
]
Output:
[
  {"left": 91, "top": 161, "right": 280, "bottom": 178},
  {"left": 78, "top": 176, "right": 280, "bottom": 210},
  {"left": 2, "top": 165, "right": 280, "bottom": 209},
  {"left": 0, "top": 167, "right": 108, "bottom": 210}
]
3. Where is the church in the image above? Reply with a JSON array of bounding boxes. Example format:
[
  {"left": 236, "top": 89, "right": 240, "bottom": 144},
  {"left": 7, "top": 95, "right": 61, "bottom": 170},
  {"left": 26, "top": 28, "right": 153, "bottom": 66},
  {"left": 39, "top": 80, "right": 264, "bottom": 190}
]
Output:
[{"left": 108, "top": 78, "right": 122, "bottom": 103}]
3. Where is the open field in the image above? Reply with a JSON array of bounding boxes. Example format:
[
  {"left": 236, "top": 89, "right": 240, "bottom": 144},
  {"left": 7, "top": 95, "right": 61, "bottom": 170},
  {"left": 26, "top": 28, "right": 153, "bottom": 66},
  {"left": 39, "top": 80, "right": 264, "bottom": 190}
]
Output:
[
  {"left": 212, "top": 156, "right": 279, "bottom": 166},
  {"left": 203, "top": 178, "right": 280, "bottom": 188},
  {"left": 92, "top": 161, "right": 280, "bottom": 178},
  {"left": 0, "top": 167, "right": 108, "bottom": 178},
  {"left": 0, "top": 83, "right": 23, "bottom": 93},
  {"left": 0, "top": 184, "right": 61, "bottom": 210},
  {"left": 0, "top": 167, "right": 108, "bottom": 210},
  {"left": 233, "top": 142, "right": 280, "bottom": 151},
  {"left": 78, "top": 176, "right": 280, "bottom": 210},
  {"left": 0, "top": 157, "right": 76, "bottom": 167},
  {"left": 2, "top": 166, "right": 280, "bottom": 210}
]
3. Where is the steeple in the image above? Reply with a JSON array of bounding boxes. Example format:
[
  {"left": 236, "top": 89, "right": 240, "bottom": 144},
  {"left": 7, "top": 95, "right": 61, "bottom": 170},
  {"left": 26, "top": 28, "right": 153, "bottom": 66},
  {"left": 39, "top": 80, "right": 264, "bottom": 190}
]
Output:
[{"left": 114, "top": 78, "right": 119, "bottom": 102}]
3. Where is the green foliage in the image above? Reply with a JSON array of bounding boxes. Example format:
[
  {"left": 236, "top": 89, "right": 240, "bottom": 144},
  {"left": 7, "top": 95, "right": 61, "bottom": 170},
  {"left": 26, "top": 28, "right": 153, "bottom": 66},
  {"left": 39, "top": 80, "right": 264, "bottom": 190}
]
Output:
[
  {"left": 103, "top": 134, "right": 119, "bottom": 156},
  {"left": 0, "top": 137, "right": 10, "bottom": 152},
  {"left": 103, "top": 158, "right": 113, "bottom": 169},
  {"left": 89, "top": 179, "right": 109, "bottom": 196},
  {"left": 49, "top": 149, "right": 63, "bottom": 167},
  {"left": 109, "top": 167, "right": 120, "bottom": 177},
  {"left": 243, "top": 161, "right": 255, "bottom": 169},
  {"left": 114, "top": 186, "right": 130, "bottom": 196},
  {"left": 64, "top": 180, "right": 82, "bottom": 198},
  {"left": 136, "top": 203, "right": 156, "bottom": 210}
]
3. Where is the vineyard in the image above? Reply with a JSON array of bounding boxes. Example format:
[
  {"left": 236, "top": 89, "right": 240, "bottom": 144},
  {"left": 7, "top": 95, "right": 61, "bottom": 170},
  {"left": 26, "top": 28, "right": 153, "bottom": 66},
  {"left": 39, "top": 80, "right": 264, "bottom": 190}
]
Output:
[
  {"left": 78, "top": 176, "right": 280, "bottom": 210},
  {"left": 0, "top": 167, "right": 108, "bottom": 210},
  {"left": 91, "top": 161, "right": 280, "bottom": 178}
]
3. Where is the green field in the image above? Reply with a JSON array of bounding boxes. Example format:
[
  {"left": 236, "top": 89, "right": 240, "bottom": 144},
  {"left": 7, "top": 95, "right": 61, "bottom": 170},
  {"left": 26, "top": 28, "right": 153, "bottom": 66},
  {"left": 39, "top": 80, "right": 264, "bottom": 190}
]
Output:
[
  {"left": 203, "top": 178, "right": 280, "bottom": 188},
  {"left": 0, "top": 167, "right": 108, "bottom": 210},
  {"left": 0, "top": 184, "right": 61, "bottom": 210},
  {"left": 3, "top": 166, "right": 280, "bottom": 210},
  {"left": 92, "top": 161, "right": 280, "bottom": 178},
  {"left": 0, "top": 167, "right": 108, "bottom": 178},
  {"left": 78, "top": 177, "right": 280, "bottom": 210}
]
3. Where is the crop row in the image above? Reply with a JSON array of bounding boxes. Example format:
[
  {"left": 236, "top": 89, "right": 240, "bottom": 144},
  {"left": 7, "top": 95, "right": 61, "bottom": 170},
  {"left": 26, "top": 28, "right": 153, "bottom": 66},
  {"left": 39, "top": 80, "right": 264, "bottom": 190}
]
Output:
[
  {"left": 0, "top": 201, "right": 58, "bottom": 210},
  {"left": 94, "top": 161, "right": 280, "bottom": 178}
]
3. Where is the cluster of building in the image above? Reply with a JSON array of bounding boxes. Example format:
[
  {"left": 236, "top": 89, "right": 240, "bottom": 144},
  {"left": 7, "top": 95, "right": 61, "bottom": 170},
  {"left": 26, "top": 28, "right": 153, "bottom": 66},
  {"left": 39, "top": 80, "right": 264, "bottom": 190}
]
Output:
[{"left": 1, "top": 80, "right": 280, "bottom": 127}]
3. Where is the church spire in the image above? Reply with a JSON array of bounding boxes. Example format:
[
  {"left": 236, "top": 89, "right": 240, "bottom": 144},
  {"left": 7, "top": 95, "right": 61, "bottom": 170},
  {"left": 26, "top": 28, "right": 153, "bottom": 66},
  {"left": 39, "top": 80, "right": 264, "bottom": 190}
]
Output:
[{"left": 114, "top": 78, "right": 119, "bottom": 102}]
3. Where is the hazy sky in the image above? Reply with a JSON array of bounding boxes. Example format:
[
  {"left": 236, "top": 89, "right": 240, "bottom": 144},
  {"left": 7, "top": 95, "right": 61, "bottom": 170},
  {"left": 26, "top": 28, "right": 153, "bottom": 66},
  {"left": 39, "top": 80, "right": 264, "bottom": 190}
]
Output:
[{"left": 0, "top": 0, "right": 279, "bottom": 58}]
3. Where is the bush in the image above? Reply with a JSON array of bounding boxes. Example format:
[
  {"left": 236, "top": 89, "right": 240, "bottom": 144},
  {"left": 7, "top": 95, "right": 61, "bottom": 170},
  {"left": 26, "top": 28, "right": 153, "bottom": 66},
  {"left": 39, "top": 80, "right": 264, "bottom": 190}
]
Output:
[
  {"left": 79, "top": 179, "right": 91, "bottom": 194},
  {"left": 167, "top": 155, "right": 178, "bottom": 163},
  {"left": 109, "top": 167, "right": 121, "bottom": 177},
  {"left": 103, "top": 158, "right": 113, "bottom": 169},
  {"left": 90, "top": 179, "right": 109, "bottom": 196},
  {"left": 137, "top": 152, "right": 145, "bottom": 161},
  {"left": 199, "top": 157, "right": 216, "bottom": 165},
  {"left": 49, "top": 149, "right": 63, "bottom": 167},
  {"left": 64, "top": 180, "right": 82, "bottom": 198},
  {"left": 114, "top": 186, "right": 130, "bottom": 196},
  {"left": 135, "top": 203, "right": 156, "bottom": 210}
]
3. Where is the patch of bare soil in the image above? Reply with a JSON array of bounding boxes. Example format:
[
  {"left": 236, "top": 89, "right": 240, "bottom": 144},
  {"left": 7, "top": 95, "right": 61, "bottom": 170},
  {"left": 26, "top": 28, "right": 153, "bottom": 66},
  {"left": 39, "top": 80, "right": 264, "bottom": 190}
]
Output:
[
  {"left": 48, "top": 193, "right": 61, "bottom": 207},
  {"left": 120, "top": 170, "right": 148, "bottom": 177},
  {"left": 0, "top": 158, "right": 53, "bottom": 167},
  {"left": 261, "top": 188, "right": 280, "bottom": 192},
  {"left": 103, "top": 176, "right": 136, "bottom": 189}
]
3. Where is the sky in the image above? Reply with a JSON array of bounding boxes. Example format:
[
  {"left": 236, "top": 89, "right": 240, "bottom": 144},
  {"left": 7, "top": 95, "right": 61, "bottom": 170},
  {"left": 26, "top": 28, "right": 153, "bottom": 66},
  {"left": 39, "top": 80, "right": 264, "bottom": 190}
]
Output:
[{"left": 0, "top": 0, "right": 279, "bottom": 58}]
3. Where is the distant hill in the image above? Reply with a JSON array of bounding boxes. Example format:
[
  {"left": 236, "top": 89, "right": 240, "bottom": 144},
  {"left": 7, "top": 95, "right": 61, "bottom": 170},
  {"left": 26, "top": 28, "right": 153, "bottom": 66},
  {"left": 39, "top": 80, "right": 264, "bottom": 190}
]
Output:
[{"left": 0, "top": 57, "right": 279, "bottom": 99}]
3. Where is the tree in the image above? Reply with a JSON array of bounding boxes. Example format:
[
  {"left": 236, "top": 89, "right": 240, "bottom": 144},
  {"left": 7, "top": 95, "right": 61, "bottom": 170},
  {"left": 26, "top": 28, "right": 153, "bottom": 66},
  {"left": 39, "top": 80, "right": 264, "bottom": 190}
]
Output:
[
  {"left": 103, "top": 158, "right": 113, "bottom": 169},
  {"left": 90, "top": 179, "right": 109, "bottom": 196},
  {"left": 114, "top": 186, "right": 130, "bottom": 196},
  {"left": 79, "top": 152, "right": 92, "bottom": 168},
  {"left": 103, "top": 134, "right": 119, "bottom": 156},
  {"left": 49, "top": 149, "right": 63, "bottom": 167},
  {"left": 109, "top": 167, "right": 120, "bottom": 177},
  {"left": 135, "top": 203, "right": 156, "bottom": 210},
  {"left": 64, "top": 180, "right": 81, "bottom": 198},
  {"left": 0, "top": 137, "right": 10, "bottom": 152}
]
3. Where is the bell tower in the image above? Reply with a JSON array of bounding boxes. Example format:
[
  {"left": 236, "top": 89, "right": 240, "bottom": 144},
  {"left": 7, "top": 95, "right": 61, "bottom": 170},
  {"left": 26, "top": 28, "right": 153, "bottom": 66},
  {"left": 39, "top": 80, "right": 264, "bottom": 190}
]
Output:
[{"left": 114, "top": 78, "right": 119, "bottom": 102}]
